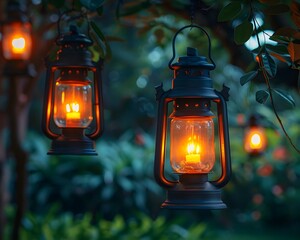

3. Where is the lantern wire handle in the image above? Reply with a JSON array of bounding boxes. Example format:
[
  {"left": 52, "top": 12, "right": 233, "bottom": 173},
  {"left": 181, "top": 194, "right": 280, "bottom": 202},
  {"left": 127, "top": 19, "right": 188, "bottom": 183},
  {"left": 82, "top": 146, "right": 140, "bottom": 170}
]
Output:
[
  {"left": 168, "top": 24, "right": 216, "bottom": 70},
  {"left": 56, "top": 9, "right": 91, "bottom": 39}
]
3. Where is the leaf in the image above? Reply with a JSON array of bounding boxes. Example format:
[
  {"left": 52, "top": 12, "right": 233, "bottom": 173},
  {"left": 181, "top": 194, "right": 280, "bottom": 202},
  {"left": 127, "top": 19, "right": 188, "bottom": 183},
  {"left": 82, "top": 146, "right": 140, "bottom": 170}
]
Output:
[
  {"left": 269, "top": 35, "right": 290, "bottom": 44},
  {"left": 218, "top": 2, "right": 242, "bottom": 22},
  {"left": 80, "top": 0, "right": 105, "bottom": 11},
  {"left": 261, "top": 51, "right": 277, "bottom": 77},
  {"left": 290, "top": 1, "right": 300, "bottom": 28},
  {"left": 288, "top": 42, "right": 295, "bottom": 62},
  {"left": 270, "top": 51, "right": 291, "bottom": 64},
  {"left": 90, "top": 21, "right": 105, "bottom": 41},
  {"left": 266, "top": 44, "right": 289, "bottom": 55},
  {"left": 288, "top": 42, "right": 300, "bottom": 65},
  {"left": 234, "top": 20, "right": 253, "bottom": 44},
  {"left": 240, "top": 71, "right": 258, "bottom": 86},
  {"left": 267, "top": 44, "right": 291, "bottom": 63},
  {"left": 90, "top": 21, "right": 111, "bottom": 60},
  {"left": 256, "top": 90, "right": 270, "bottom": 104},
  {"left": 272, "top": 89, "right": 296, "bottom": 108}
]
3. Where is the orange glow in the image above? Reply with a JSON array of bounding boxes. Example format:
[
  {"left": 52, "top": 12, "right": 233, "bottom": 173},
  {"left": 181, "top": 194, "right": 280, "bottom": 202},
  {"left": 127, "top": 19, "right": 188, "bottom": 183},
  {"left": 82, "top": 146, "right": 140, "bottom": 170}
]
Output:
[
  {"left": 11, "top": 36, "right": 26, "bottom": 53},
  {"left": 2, "top": 22, "right": 32, "bottom": 60},
  {"left": 244, "top": 127, "right": 267, "bottom": 154},
  {"left": 54, "top": 80, "right": 93, "bottom": 128},
  {"left": 250, "top": 133, "right": 262, "bottom": 148},
  {"left": 66, "top": 102, "right": 81, "bottom": 120},
  {"left": 185, "top": 137, "right": 201, "bottom": 163},
  {"left": 170, "top": 117, "right": 215, "bottom": 174}
]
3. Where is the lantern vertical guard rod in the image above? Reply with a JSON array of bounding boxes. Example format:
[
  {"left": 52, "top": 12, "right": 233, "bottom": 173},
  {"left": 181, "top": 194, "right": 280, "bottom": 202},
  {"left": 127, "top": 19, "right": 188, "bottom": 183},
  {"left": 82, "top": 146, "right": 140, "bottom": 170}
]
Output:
[
  {"left": 42, "top": 61, "right": 59, "bottom": 139},
  {"left": 87, "top": 62, "right": 104, "bottom": 140},
  {"left": 211, "top": 89, "right": 232, "bottom": 188},
  {"left": 154, "top": 85, "right": 178, "bottom": 188}
]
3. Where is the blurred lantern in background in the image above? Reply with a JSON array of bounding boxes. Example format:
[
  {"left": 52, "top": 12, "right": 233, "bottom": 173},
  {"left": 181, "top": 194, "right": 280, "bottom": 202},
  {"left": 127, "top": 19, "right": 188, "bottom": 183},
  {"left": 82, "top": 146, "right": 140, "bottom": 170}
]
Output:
[
  {"left": 1, "top": 1, "right": 32, "bottom": 75},
  {"left": 244, "top": 114, "right": 268, "bottom": 156},
  {"left": 42, "top": 20, "right": 104, "bottom": 155},
  {"left": 154, "top": 25, "right": 231, "bottom": 210}
]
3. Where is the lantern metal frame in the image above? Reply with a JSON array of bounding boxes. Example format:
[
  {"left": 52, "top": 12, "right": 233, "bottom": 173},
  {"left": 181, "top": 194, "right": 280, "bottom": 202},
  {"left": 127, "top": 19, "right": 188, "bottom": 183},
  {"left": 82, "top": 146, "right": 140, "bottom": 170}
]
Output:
[
  {"left": 154, "top": 25, "right": 231, "bottom": 210},
  {"left": 42, "top": 14, "right": 104, "bottom": 155},
  {"left": 1, "top": 1, "right": 33, "bottom": 76}
]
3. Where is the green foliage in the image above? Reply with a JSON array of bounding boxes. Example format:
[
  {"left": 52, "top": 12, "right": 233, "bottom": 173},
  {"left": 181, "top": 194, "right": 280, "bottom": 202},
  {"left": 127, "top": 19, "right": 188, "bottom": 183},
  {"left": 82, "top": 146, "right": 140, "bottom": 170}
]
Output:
[
  {"left": 234, "top": 20, "right": 253, "bottom": 45},
  {"left": 240, "top": 70, "right": 258, "bottom": 86},
  {"left": 216, "top": 0, "right": 298, "bottom": 116},
  {"left": 225, "top": 105, "right": 300, "bottom": 227},
  {"left": 218, "top": 2, "right": 242, "bottom": 22},
  {"left": 261, "top": 51, "right": 277, "bottom": 78},
  {"left": 256, "top": 90, "right": 270, "bottom": 104},
  {"left": 5, "top": 206, "right": 211, "bottom": 240},
  {"left": 26, "top": 133, "right": 162, "bottom": 219},
  {"left": 266, "top": 44, "right": 291, "bottom": 64},
  {"left": 90, "top": 21, "right": 112, "bottom": 60},
  {"left": 4, "top": 1, "right": 300, "bottom": 239},
  {"left": 272, "top": 89, "right": 296, "bottom": 109}
]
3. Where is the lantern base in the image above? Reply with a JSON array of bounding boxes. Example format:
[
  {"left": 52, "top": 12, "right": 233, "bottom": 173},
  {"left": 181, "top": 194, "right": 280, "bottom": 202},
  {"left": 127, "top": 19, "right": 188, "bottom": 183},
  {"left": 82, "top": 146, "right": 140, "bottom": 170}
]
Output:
[
  {"left": 161, "top": 174, "right": 226, "bottom": 210},
  {"left": 48, "top": 128, "right": 97, "bottom": 155}
]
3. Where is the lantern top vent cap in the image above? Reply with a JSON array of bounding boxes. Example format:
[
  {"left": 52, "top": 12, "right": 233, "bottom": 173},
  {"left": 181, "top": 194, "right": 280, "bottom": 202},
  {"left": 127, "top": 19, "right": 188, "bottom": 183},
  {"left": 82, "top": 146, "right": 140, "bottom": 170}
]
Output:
[
  {"left": 172, "top": 47, "right": 215, "bottom": 70},
  {"left": 57, "top": 25, "right": 92, "bottom": 46}
]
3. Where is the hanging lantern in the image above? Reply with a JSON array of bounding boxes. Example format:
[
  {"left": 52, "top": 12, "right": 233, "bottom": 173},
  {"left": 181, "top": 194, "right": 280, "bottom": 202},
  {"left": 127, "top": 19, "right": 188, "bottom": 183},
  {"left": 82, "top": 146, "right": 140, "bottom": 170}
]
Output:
[
  {"left": 1, "top": 1, "right": 32, "bottom": 61},
  {"left": 42, "top": 24, "right": 104, "bottom": 155},
  {"left": 244, "top": 115, "right": 267, "bottom": 155},
  {"left": 154, "top": 25, "right": 231, "bottom": 209}
]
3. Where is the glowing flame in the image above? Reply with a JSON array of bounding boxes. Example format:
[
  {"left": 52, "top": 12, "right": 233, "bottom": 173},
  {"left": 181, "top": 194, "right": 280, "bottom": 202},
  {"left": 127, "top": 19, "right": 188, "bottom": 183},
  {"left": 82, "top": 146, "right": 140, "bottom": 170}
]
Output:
[
  {"left": 66, "top": 102, "right": 81, "bottom": 120},
  {"left": 186, "top": 137, "right": 201, "bottom": 163},
  {"left": 12, "top": 37, "right": 26, "bottom": 53},
  {"left": 66, "top": 103, "right": 80, "bottom": 113},
  {"left": 250, "top": 133, "right": 262, "bottom": 148},
  {"left": 187, "top": 141, "right": 200, "bottom": 154}
]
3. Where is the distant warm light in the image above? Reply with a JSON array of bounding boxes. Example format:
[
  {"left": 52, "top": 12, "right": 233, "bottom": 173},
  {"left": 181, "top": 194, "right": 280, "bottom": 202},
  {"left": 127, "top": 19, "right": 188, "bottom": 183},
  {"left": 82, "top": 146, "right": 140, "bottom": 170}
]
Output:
[
  {"left": 244, "top": 127, "right": 267, "bottom": 154},
  {"left": 250, "top": 133, "right": 262, "bottom": 149},
  {"left": 2, "top": 22, "right": 32, "bottom": 60},
  {"left": 12, "top": 37, "right": 26, "bottom": 53}
]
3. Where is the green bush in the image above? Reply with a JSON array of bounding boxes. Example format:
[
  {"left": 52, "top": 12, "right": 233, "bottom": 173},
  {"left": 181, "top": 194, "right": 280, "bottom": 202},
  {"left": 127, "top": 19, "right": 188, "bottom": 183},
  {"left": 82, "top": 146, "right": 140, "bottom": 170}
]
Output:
[
  {"left": 26, "top": 131, "right": 163, "bottom": 219},
  {"left": 5, "top": 206, "right": 211, "bottom": 240}
]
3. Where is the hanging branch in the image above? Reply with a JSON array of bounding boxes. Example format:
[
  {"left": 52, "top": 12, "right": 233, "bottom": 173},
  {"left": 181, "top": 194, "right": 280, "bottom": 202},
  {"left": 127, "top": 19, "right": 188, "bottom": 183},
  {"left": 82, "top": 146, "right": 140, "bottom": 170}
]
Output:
[{"left": 249, "top": 1, "right": 300, "bottom": 154}]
